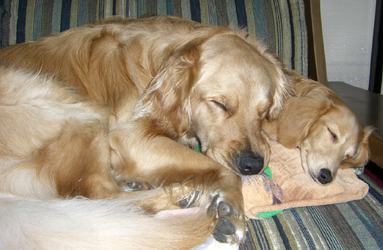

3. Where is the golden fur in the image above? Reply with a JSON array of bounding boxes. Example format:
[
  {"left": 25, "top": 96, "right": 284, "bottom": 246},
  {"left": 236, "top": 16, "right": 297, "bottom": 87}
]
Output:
[
  {"left": 0, "top": 16, "right": 291, "bottom": 248},
  {"left": 263, "top": 69, "right": 373, "bottom": 184}
]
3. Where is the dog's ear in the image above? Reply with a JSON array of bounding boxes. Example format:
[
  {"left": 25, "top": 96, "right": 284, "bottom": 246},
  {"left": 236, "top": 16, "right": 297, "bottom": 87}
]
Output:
[
  {"left": 267, "top": 68, "right": 294, "bottom": 120},
  {"left": 341, "top": 126, "right": 374, "bottom": 169},
  {"left": 276, "top": 95, "right": 331, "bottom": 148},
  {"left": 260, "top": 53, "right": 294, "bottom": 120},
  {"left": 137, "top": 42, "right": 200, "bottom": 138}
]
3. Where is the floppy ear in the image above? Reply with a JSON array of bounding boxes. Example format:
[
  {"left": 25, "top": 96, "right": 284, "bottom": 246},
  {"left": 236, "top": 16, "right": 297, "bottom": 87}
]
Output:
[
  {"left": 260, "top": 52, "right": 294, "bottom": 120},
  {"left": 267, "top": 67, "right": 294, "bottom": 120},
  {"left": 137, "top": 43, "right": 200, "bottom": 138},
  {"left": 341, "top": 126, "right": 374, "bottom": 168},
  {"left": 276, "top": 95, "right": 331, "bottom": 148}
]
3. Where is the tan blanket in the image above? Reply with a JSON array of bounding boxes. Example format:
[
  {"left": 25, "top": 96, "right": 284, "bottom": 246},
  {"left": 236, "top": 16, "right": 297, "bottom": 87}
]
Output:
[{"left": 242, "top": 141, "right": 369, "bottom": 219}]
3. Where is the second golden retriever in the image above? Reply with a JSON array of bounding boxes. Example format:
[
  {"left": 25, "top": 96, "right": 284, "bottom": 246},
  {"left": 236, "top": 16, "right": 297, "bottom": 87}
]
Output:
[
  {"left": 263, "top": 69, "right": 373, "bottom": 184},
  {"left": 0, "top": 16, "right": 291, "bottom": 248}
]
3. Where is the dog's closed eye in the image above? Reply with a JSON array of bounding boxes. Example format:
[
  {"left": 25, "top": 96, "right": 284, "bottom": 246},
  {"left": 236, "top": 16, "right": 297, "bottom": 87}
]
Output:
[
  {"left": 212, "top": 100, "right": 228, "bottom": 112},
  {"left": 327, "top": 127, "right": 337, "bottom": 142}
]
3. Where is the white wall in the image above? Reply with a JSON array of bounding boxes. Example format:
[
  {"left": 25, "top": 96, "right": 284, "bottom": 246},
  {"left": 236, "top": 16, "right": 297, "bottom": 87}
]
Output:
[{"left": 321, "top": 0, "right": 376, "bottom": 90}]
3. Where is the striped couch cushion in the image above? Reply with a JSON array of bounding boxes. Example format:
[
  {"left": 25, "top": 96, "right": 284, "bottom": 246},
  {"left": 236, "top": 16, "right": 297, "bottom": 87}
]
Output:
[
  {"left": 0, "top": 0, "right": 308, "bottom": 76},
  {"left": 241, "top": 174, "right": 383, "bottom": 249}
]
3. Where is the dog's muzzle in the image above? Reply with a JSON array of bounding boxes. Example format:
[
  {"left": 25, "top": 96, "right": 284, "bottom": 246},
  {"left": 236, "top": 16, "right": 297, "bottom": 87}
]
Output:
[{"left": 235, "top": 150, "right": 264, "bottom": 175}]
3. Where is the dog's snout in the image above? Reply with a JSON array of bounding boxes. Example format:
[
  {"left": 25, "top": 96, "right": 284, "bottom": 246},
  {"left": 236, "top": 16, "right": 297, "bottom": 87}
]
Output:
[
  {"left": 235, "top": 151, "right": 264, "bottom": 175},
  {"left": 318, "top": 168, "right": 333, "bottom": 184}
]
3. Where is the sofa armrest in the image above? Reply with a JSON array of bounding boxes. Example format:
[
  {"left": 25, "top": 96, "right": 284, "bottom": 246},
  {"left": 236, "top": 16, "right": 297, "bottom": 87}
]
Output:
[{"left": 304, "top": 0, "right": 328, "bottom": 86}]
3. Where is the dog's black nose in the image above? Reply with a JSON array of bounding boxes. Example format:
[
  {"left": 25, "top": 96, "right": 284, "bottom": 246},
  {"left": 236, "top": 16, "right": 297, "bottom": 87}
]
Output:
[
  {"left": 236, "top": 151, "right": 264, "bottom": 175},
  {"left": 318, "top": 168, "right": 333, "bottom": 184}
]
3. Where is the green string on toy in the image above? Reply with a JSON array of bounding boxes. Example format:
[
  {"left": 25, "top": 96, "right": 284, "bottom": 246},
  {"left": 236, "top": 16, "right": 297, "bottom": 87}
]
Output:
[{"left": 255, "top": 166, "right": 284, "bottom": 218}]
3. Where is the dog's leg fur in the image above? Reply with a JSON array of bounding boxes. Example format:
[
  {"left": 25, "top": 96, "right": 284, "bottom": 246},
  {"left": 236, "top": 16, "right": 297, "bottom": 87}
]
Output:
[{"left": 109, "top": 122, "right": 246, "bottom": 243}]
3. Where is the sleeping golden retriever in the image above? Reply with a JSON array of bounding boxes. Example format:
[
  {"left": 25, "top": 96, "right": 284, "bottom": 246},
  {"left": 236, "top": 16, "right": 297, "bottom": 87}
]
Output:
[
  {"left": 263, "top": 69, "right": 373, "bottom": 185},
  {"left": 0, "top": 16, "right": 291, "bottom": 249}
]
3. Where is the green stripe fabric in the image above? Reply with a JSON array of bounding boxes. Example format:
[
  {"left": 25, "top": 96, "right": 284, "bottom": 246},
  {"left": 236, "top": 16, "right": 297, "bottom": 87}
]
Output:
[
  {"left": 240, "top": 174, "right": 383, "bottom": 250},
  {"left": 0, "top": 0, "right": 308, "bottom": 76}
]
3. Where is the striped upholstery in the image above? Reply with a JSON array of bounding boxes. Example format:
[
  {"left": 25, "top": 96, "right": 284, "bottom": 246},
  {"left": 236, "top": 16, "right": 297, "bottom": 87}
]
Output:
[
  {"left": 241, "top": 174, "right": 383, "bottom": 250},
  {"left": 0, "top": 0, "right": 308, "bottom": 76}
]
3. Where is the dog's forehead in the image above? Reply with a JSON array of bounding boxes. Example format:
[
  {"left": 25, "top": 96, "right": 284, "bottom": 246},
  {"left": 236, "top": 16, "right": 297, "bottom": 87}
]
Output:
[
  {"left": 200, "top": 33, "right": 278, "bottom": 74},
  {"left": 196, "top": 62, "right": 274, "bottom": 104},
  {"left": 320, "top": 105, "right": 360, "bottom": 143},
  {"left": 325, "top": 105, "right": 359, "bottom": 129},
  {"left": 198, "top": 49, "right": 278, "bottom": 92},
  {"left": 196, "top": 34, "right": 281, "bottom": 106}
]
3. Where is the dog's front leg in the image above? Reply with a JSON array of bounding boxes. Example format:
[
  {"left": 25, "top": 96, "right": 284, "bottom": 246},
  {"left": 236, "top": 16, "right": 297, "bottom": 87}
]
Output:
[{"left": 109, "top": 126, "right": 246, "bottom": 244}]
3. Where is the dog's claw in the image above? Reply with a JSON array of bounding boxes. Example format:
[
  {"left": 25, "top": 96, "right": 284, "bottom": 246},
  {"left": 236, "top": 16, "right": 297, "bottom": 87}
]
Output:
[
  {"left": 209, "top": 195, "right": 244, "bottom": 244},
  {"left": 179, "top": 199, "right": 189, "bottom": 208},
  {"left": 127, "top": 182, "right": 142, "bottom": 190},
  {"left": 215, "top": 218, "right": 236, "bottom": 235},
  {"left": 217, "top": 201, "right": 234, "bottom": 217},
  {"left": 213, "top": 231, "right": 227, "bottom": 243}
]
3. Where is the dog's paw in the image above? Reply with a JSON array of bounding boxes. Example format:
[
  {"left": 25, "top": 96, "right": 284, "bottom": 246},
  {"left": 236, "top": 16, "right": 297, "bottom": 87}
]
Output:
[
  {"left": 179, "top": 190, "right": 202, "bottom": 208},
  {"left": 208, "top": 194, "right": 245, "bottom": 244}
]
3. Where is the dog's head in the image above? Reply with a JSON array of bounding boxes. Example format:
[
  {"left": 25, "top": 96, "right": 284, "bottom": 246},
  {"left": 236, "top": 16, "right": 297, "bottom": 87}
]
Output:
[
  {"left": 276, "top": 94, "right": 373, "bottom": 184},
  {"left": 138, "top": 31, "right": 292, "bottom": 175}
]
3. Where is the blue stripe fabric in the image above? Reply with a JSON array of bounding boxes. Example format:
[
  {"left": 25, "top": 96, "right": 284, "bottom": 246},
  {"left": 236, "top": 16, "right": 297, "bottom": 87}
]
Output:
[
  {"left": 286, "top": 0, "right": 295, "bottom": 70},
  {"left": 291, "top": 209, "right": 316, "bottom": 250},
  {"left": 273, "top": 215, "right": 292, "bottom": 250},
  {"left": 33, "top": 0, "right": 42, "bottom": 41},
  {"left": 166, "top": 0, "right": 173, "bottom": 15},
  {"left": 61, "top": 0, "right": 71, "bottom": 32},
  {"left": 241, "top": 174, "right": 383, "bottom": 249},
  {"left": 349, "top": 201, "right": 383, "bottom": 248},
  {"left": 272, "top": 0, "right": 283, "bottom": 61},
  {"left": 251, "top": 219, "right": 271, "bottom": 250},
  {"left": 369, "top": 182, "right": 383, "bottom": 204},
  {"left": 1, "top": 0, "right": 308, "bottom": 77},
  {"left": 251, "top": 0, "right": 266, "bottom": 44},
  {"left": 190, "top": 0, "right": 201, "bottom": 22},
  {"left": 307, "top": 206, "right": 344, "bottom": 249},
  {"left": 113, "top": 0, "right": 116, "bottom": 15},
  {"left": 76, "top": 0, "right": 88, "bottom": 27},
  {"left": 16, "top": 0, "right": 27, "bottom": 43},
  {"left": 98, "top": 0, "right": 105, "bottom": 20},
  {"left": 234, "top": 0, "right": 246, "bottom": 29}
]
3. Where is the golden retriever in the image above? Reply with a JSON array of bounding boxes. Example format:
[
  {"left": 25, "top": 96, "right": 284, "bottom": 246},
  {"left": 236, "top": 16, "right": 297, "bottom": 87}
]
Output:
[
  {"left": 263, "top": 69, "right": 373, "bottom": 184},
  {"left": 0, "top": 16, "right": 291, "bottom": 249}
]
